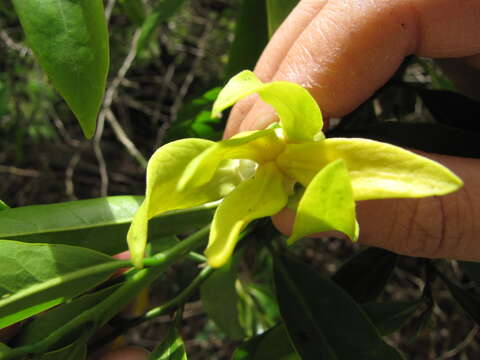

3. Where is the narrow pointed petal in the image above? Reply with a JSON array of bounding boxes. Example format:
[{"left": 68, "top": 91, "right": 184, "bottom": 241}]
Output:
[
  {"left": 288, "top": 160, "right": 357, "bottom": 244},
  {"left": 277, "top": 138, "right": 463, "bottom": 201},
  {"left": 127, "top": 138, "right": 241, "bottom": 268},
  {"left": 206, "top": 162, "right": 288, "bottom": 268},
  {"left": 178, "top": 128, "right": 284, "bottom": 191},
  {"left": 213, "top": 70, "right": 323, "bottom": 142}
]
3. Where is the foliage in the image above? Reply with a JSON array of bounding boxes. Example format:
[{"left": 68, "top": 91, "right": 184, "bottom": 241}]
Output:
[{"left": 0, "top": 1, "right": 479, "bottom": 359}]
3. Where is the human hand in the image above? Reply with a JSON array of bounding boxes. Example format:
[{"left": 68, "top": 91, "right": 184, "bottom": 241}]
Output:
[{"left": 225, "top": 0, "right": 480, "bottom": 261}]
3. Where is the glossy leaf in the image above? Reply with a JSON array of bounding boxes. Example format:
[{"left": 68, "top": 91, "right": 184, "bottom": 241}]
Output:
[
  {"left": 0, "top": 241, "right": 118, "bottom": 329},
  {"left": 362, "top": 301, "right": 422, "bottom": 336},
  {"left": 225, "top": 0, "right": 268, "bottom": 78},
  {"left": 288, "top": 160, "right": 357, "bottom": 244},
  {"left": 212, "top": 70, "right": 323, "bottom": 142},
  {"left": 0, "top": 196, "right": 214, "bottom": 255},
  {"left": 12, "top": 0, "right": 109, "bottom": 138},
  {"left": 37, "top": 335, "right": 87, "bottom": 360},
  {"left": 149, "top": 326, "right": 187, "bottom": 360},
  {"left": 332, "top": 247, "right": 398, "bottom": 303},
  {"left": 0, "top": 196, "right": 144, "bottom": 240},
  {"left": 266, "top": 0, "right": 299, "bottom": 37},
  {"left": 277, "top": 138, "right": 463, "bottom": 200},
  {"left": 127, "top": 138, "right": 241, "bottom": 268},
  {"left": 17, "top": 285, "right": 120, "bottom": 346},
  {"left": 205, "top": 162, "right": 288, "bottom": 267},
  {"left": 274, "top": 254, "right": 405, "bottom": 360},
  {"left": 178, "top": 129, "right": 282, "bottom": 190},
  {"left": 232, "top": 324, "right": 299, "bottom": 360},
  {"left": 200, "top": 256, "right": 244, "bottom": 340},
  {"left": 137, "top": 0, "right": 187, "bottom": 52}
]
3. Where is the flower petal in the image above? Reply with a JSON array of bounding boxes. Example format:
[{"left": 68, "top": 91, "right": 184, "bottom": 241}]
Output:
[
  {"left": 127, "top": 138, "right": 242, "bottom": 268},
  {"left": 288, "top": 160, "right": 358, "bottom": 244},
  {"left": 178, "top": 128, "right": 284, "bottom": 191},
  {"left": 277, "top": 138, "right": 463, "bottom": 200},
  {"left": 212, "top": 70, "right": 323, "bottom": 142},
  {"left": 206, "top": 162, "right": 288, "bottom": 268}
]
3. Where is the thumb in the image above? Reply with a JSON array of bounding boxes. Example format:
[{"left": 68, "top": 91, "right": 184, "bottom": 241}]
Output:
[{"left": 273, "top": 152, "right": 480, "bottom": 261}]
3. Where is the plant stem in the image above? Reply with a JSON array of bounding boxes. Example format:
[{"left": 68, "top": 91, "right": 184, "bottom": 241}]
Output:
[
  {"left": 0, "top": 226, "right": 210, "bottom": 360},
  {"left": 91, "top": 264, "right": 214, "bottom": 351},
  {"left": 142, "top": 265, "right": 213, "bottom": 321}
]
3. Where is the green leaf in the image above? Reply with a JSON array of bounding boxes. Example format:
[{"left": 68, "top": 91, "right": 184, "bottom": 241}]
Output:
[
  {"left": 212, "top": 70, "right": 323, "bottom": 142},
  {"left": 0, "top": 241, "right": 118, "bottom": 329},
  {"left": 361, "top": 301, "right": 422, "bottom": 336},
  {"left": 245, "top": 283, "right": 280, "bottom": 329},
  {"left": 266, "top": 0, "right": 299, "bottom": 37},
  {"left": 0, "top": 201, "right": 8, "bottom": 211},
  {"left": 0, "top": 196, "right": 214, "bottom": 255},
  {"left": 16, "top": 285, "right": 120, "bottom": 346},
  {"left": 137, "top": 0, "right": 187, "bottom": 52},
  {"left": 225, "top": 0, "right": 268, "bottom": 78},
  {"left": 274, "top": 254, "right": 405, "bottom": 360},
  {"left": 232, "top": 324, "right": 299, "bottom": 360},
  {"left": 127, "top": 138, "right": 242, "bottom": 268},
  {"left": 164, "top": 88, "right": 222, "bottom": 142},
  {"left": 277, "top": 138, "right": 463, "bottom": 200},
  {"left": 119, "top": 0, "right": 146, "bottom": 25},
  {"left": 205, "top": 162, "right": 288, "bottom": 267},
  {"left": 148, "top": 325, "right": 187, "bottom": 360},
  {"left": 178, "top": 128, "right": 282, "bottom": 190},
  {"left": 200, "top": 256, "right": 245, "bottom": 340},
  {"left": 0, "top": 343, "right": 11, "bottom": 356},
  {"left": 12, "top": 0, "right": 109, "bottom": 138},
  {"left": 435, "top": 267, "right": 480, "bottom": 326},
  {"left": 288, "top": 160, "right": 357, "bottom": 244},
  {"left": 37, "top": 335, "right": 87, "bottom": 360},
  {"left": 332, "top": 248, "right": 398, "bottom": 303}
]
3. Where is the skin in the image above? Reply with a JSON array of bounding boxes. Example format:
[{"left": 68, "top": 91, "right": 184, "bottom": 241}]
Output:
[{"left": 226, "top": 0, "right": 480, "bottom": 261}]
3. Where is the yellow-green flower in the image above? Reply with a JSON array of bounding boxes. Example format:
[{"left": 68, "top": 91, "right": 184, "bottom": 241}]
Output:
[{"left": 127, "top": 70, "right": 463, "bottom": 269}]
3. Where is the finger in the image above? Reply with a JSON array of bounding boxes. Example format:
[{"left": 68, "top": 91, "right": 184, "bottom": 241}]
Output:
[
  {"left": 235, "top": 0, "right": 480, "bottom": 133},
  {"left": 273, "top": 153, "right": 480, "bottom": 261},
  {"left": 224, "top": 0, "right": 328, "bottom": 138},
  {"left": 97, "top": 346, "right": 149, "bottom": 360}
]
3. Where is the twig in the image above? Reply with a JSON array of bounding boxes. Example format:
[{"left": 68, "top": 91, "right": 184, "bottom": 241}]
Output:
[
  {"left": 105, "top": 0, "right": 117, "bottom": 22},
  {"left": 0, "top": 30, "right": 30, "bottom": 56},
  {"left": 0, "top": 165, "right": 40, "bottom": 177},
  {"left": 65, "top": 152, "right": 81, "bottom": 200},
  {"left": 94, "top": 28, "right": 142, "bottom": 196},
  {"left": 438, "top": 325, "right": 479, "bottom": 359},
  {"left": 105, "top": 109, "right": 147, "bottom": 168},
  {"left": 155, "top": 19, "right": 213, "bottom": 146}
]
